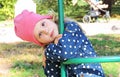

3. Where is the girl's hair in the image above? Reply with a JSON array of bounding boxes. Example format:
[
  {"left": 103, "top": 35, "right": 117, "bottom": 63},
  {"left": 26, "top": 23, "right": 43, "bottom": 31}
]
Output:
[{"left": 47, "top": 9, "right": 85, "bottom": 33}]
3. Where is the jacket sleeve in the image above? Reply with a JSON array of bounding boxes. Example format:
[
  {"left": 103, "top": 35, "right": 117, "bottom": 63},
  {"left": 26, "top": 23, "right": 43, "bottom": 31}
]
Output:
[{"left": 45, "top": 21, "right": 85, "bottom": 62}]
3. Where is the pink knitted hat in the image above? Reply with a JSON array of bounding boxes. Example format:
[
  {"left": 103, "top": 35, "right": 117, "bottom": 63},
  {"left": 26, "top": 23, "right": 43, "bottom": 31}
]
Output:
[{"left": 14, "top": 10, "right": 53, "bottom": 46}]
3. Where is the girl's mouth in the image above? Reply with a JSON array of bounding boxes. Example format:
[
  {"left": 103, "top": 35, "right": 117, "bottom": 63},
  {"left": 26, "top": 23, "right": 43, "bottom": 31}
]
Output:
[{"left": 50, "top": 30, "right": 54, "bottom": 37}]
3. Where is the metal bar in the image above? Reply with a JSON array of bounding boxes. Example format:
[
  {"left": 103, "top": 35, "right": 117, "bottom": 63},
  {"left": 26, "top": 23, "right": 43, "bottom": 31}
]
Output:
[
  {"left": 58, "top": 0, "right": 64, "bottom": 34},
  {"left": 61, "top": 56, "right": 120, "bottom": 77},
  {"left": 63, "top": 56, "right": 120, "bottom": 64},
  {"left": 58, "top": 0, "right": 65, "bottom": 76},
  {"left": 61, "top": 64, "right": 66, "bottom": 77},
  {"left": 57, "top": 1, "right": 120, "bottom": 77}
]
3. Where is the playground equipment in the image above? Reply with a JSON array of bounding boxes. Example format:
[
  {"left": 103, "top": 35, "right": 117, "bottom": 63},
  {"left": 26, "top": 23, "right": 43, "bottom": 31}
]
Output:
[{"left": 57, "top": 0, "right": 120, "bottom": 77}]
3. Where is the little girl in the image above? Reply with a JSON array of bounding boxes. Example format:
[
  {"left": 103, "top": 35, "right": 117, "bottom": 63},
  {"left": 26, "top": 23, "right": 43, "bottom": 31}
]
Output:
[{"left": 14, "top": 10, "right": 105, "bottom": 77}]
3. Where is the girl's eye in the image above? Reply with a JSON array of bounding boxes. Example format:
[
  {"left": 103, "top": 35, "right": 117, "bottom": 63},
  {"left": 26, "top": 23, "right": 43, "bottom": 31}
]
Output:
[
  {"left": 42, "top": 22, "right": 45, "bottom": 26},
  {"left": 39, "top": 32, "right": 42, "bottom": 37}
]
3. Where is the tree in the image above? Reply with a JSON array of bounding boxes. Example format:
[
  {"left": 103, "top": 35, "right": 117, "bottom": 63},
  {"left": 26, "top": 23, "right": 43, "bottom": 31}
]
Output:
[
  {"left": 102, "top": 0, "right": 116, "bottom": 14},
  {"left": 0, "top": 0, "right": 16, "bottom": 20},
  {"left": 33, "top": 0, "right": 88, "bottom": 19}
]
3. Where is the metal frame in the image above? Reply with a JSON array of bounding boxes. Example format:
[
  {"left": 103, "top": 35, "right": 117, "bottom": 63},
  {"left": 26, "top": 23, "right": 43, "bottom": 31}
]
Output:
[{"left": 57, "top": 0, "right": 120, "bottom": 77}]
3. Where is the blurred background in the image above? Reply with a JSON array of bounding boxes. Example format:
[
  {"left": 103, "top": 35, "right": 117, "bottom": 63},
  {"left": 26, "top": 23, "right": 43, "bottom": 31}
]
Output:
[{"left": 0, "top": 0, "right": 120, "bottom": 77}]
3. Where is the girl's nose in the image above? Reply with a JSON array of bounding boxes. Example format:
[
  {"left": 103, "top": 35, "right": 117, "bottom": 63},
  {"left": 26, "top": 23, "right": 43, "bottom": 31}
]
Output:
[{"left": 42, "top": 28, "right": 48, "bottom": 35}]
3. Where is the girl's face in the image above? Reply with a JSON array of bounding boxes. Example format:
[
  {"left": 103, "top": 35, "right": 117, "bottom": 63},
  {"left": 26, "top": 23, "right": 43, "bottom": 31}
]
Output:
[{"left": 34, "top": 19, "right": 59, "bottom": 45}]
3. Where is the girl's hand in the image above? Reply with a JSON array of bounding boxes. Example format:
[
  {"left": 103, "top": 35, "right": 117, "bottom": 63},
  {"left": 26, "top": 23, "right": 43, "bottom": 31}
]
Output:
[{"left": 54, "top": 34, "right": 62, "bottom": 44}]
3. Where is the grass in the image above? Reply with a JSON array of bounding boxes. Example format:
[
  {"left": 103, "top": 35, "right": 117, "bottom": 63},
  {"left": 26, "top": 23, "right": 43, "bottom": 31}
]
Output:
[
  {"left": 0, "top": 34, "right": 120, "bottom": 77},
  {"left": 0, "top": 5, "right": 120, "bottom": 77},
  {"left": 10, "top": 61, "right": 45, "bottom": 77},
  {"left": 89, "top": 34, "right": 120, "bottom": 56},
  {"left": 89, "top": 34, "right": 120, "bottom": 77},
  {"left": 102, "top": 63, "right": 120, "bottom": 77},
  {"left": 0, "top": 42, "right": 46, "bottom": 77}
]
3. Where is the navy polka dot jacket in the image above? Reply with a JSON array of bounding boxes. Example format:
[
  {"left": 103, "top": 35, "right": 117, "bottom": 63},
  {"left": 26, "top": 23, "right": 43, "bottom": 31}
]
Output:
[{"left": 44, "top": 21, "right": 105, "bottom": 77}]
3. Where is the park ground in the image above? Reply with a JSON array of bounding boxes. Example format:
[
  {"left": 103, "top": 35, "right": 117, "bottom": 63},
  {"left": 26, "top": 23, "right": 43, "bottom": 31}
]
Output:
[{"left": 0, "top": 19, "right": 120, "bottom": 77}]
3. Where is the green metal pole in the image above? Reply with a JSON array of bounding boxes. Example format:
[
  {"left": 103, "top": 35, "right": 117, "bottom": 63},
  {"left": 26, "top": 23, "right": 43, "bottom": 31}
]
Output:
[
  {"left": 57, "top": 0, "right": 120, "bottom": 76},
  {"left": 58, "top": 0, "right": 65, "bottom": 77},
  {"left": 63, "top": 56, "right": 120, "bottom": 64},
  {"left": 61, "top": 56, "right": 120, "bottom": 77},
  {"left": 58, "top": 0, "right": 64, "bottom": 34},
  {"left": 61, "top": 64, "right": 66, "bottom": 77}
]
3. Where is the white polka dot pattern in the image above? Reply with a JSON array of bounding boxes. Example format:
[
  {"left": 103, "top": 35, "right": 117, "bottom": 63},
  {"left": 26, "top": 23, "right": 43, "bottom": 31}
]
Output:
[{"left": 44, "top": 21, "right": 105, "bottom": 77}]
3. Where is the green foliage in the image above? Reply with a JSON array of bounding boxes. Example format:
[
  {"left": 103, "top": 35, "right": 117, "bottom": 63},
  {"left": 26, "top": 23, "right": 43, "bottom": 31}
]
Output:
[
  {"left": 115, "top": 0, "right": 120, "bottom": 5},
  {"left": 64, "top": 0, "right": 88, "bottom": 19},
  {"left": 33, "top": 0, "right": 58, "bottom": 14},
  {"left": 77, "top": 0, "right": 88, "bottom": 6},
  {"left": 112, "top": 5, "right": 120, "bottom": 15},
  {"left": 102, "top": 63, "right": 120, "bottom": 77},
  {"left": 33, "top": 0, "right": 120, "bottom": 20},
  {"left": 0, "top": 0, "right": 120, "bottom": 21},
  {"left": 88, "top": 34, "right": 120, "bottom": 77},
  {"left": 10, "top": 61, "right": 46, "bottom": 77},
  {"left": 33, "top": 0, "right": 88, "bottom": 19},
  {"left": 0, "top": 0, "right": 16, "bottom": 20},
  {"left": 0, "top": 34, "right": 120, "bottom": 77},
  {"left": 89, "top": 34, "right": 120, "bottom": 56}
]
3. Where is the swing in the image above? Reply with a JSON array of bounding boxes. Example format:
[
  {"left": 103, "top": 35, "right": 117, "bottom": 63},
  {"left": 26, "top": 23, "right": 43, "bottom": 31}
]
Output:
[{"left": 57, "top": 0, "right": 120, "bottom": 77}]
